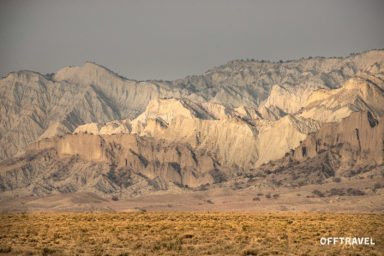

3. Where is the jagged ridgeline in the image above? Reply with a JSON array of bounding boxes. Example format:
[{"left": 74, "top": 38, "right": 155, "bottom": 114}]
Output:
[{"left": 0, "top": 50, "right": 384, "bottom": 198}]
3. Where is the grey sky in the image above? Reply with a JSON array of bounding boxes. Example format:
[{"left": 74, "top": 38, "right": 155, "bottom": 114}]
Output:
[{"left": 1, "top": 0, "right": 383, "bottom": 80}]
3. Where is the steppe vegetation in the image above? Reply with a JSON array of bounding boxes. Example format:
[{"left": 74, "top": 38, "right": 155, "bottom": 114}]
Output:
[{"left": 0, "top": 212, "right": 382, "bottom": 255}]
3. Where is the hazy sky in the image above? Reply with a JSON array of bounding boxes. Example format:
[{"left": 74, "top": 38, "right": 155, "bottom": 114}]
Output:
[{"left": 1, "top": 0, "right": 383, "bottom": 80}]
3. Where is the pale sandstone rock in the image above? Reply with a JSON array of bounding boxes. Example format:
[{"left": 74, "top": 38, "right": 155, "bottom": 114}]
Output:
[
  {"left": 1, "top": 50, "right": 383, "bottom": 161},
  {"left": 1, "top": 52, "right": 384, "bottom": 199}
]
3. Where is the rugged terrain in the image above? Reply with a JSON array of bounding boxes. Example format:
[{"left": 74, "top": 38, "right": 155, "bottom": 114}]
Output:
[
  {"left": 0, "top": 50, "right": 384, "bottom": 212},
  {"left": 1, "top": 50, "right": 383, "bottom": 160}
]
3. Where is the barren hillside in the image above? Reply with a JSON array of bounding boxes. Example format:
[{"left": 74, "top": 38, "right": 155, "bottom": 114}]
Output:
[
  {"left": 0, "top": 51, "right": 383, "bottom": 212},
  {"left": 1, "top": 50, "right": 383, "bottom": 161}
]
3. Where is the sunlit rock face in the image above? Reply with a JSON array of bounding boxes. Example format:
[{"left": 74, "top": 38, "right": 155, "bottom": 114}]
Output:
[
  {"left": 0, "top": 51, "right": 384, "bottom": 199},
  {"left": 1, "top": 50, "right": 383, "bottom": 161}
]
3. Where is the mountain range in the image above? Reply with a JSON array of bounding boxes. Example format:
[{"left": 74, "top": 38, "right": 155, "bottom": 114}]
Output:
[{"left": 0, "top": 50, "right": 383, "bottom": 212}]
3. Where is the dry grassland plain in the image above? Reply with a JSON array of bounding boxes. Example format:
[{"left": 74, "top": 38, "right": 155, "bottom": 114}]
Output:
[{"left": 0, "top": 212, "right": 383, "bottom": 255}]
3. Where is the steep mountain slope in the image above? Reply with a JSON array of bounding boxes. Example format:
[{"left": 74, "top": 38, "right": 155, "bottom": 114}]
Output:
[
  {"left": 72, "top": 74, "right": 384, "bottom": 167},
  {"left": 74, "top": 97, "right": 319, "bottom": 168},
  {"left": 1, "top": 50, "right": 383, "bottom": 161},
  {"left": 300, "top": 74, "right": 384, "bottom": 122},
  {"left": 255, "top": 110, "right": 384, "bottom": 188},
  {"left": 0, "top": 65, "right": 174, "bottom": 161},
  {"left": 1, "top": 72, "right": 383, "bottom": 200},
  {"left": 0, "top": 133, "right": 223, "bottom": 198},
  {"left": 0, "top": 71, "right": 122, "bottom": 159},
  {"left": 177, "top": 50, "right": 384, "bottom": 113}
]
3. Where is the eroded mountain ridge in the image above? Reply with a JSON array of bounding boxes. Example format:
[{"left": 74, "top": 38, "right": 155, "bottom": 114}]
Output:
[{"left": 0, "top": 50, "right": 383, "bottom": 200}]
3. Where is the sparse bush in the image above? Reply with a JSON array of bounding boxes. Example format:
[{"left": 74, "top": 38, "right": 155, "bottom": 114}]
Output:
[
  {"left": 265, "top": 193, "right": 271, "bottom": 199},
  {"left": 373, "top": 183, "right": 383, "bottom": 192},
  {"left": 111, "top": 196, "right": 119, "bottom": 201},
  {"left": 346, "top": 188, "right": 365, "bottom": 196},
  {"left": 312, "top": 189, "right": 324, "bottom": 197},
  {"left": 333, "top": 177, "right": 341, "bottom": 183},
  {"left": 242, "top": 248, "right": 259, "bottom": 255},
  {"left": 0, "top": 246, "right": 12, "bottom": 253},
  {"left": 233, "top": 181, "right": 243, "bottom": 190},
  {"left": 271, "top": 179, "right": 282, "bottom": 186},
  {"left": 328, "top": 188, "right": 345, "bottom": 196},
  {"left": 182, "top": 234, "right": 194, "bottom": 239},
  {"left": 206, "top": 200, "right": 214, "bottom": 204},
  {"left": 197, "top": 183, "right": 209, "bottom": 191},
  {"left": 134, "top": 207, "right": 147, "bottom": 213},
  {"left": 273, "top": 194, "right": 280, "bottom": 199},
  {"left": 252, "top": 197, "right": 260, "bottom": 201},
  {"left": 42, "top": 247, "right": 56, "bottom": 256}
]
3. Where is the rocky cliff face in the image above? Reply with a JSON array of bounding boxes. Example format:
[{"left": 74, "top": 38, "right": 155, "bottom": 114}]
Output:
[
  {"left": 71, "top": 97, "right": 320, "bottom": 168},
  {"left": 1, "top": 50, "right": 383, "bottom": 161},
  {"left": 0, "top": 51, "right": 384, "bottom": 199},
  {"left": 71, "top": 73, "right": 384, "bottom": 167},
  {"left": 1, "top": 133, "right": 224, "bottom": 197},
  {"left": 293, "top": 111, "right": 383, "bottom": 166},
  {"left": 254, "top": 110, "right": 384, "bottom": 188}
]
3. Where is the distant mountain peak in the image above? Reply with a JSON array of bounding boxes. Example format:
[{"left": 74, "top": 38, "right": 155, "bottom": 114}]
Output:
[{"left": 53, "top": 61, "right": 131, "bottom": 84}]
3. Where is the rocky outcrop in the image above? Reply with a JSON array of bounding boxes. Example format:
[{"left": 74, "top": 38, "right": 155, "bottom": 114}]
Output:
[
  {"left": 74, "top": 120, "right": 131, "bottom": 135},
  {"left": 299, "top": 74, "right": 384, "bottom": 122},
  {"left": 0, "top": 133, "right": 223, "bottom": 198},
  {"left": 293, "top": 111, "right": 384, "bottom": 167},
  {"left": 254, "top": 110, "right": 384, "bottom": 188}
]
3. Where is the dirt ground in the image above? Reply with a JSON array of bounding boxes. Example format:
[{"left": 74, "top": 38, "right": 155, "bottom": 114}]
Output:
[{"left": 1, "top": 175, "right": 383, "bottom": 213}]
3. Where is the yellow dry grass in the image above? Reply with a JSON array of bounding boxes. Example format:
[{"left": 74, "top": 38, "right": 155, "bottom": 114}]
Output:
[{"left": 0, "top": 212, "right": 383, "bottom": 255}]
